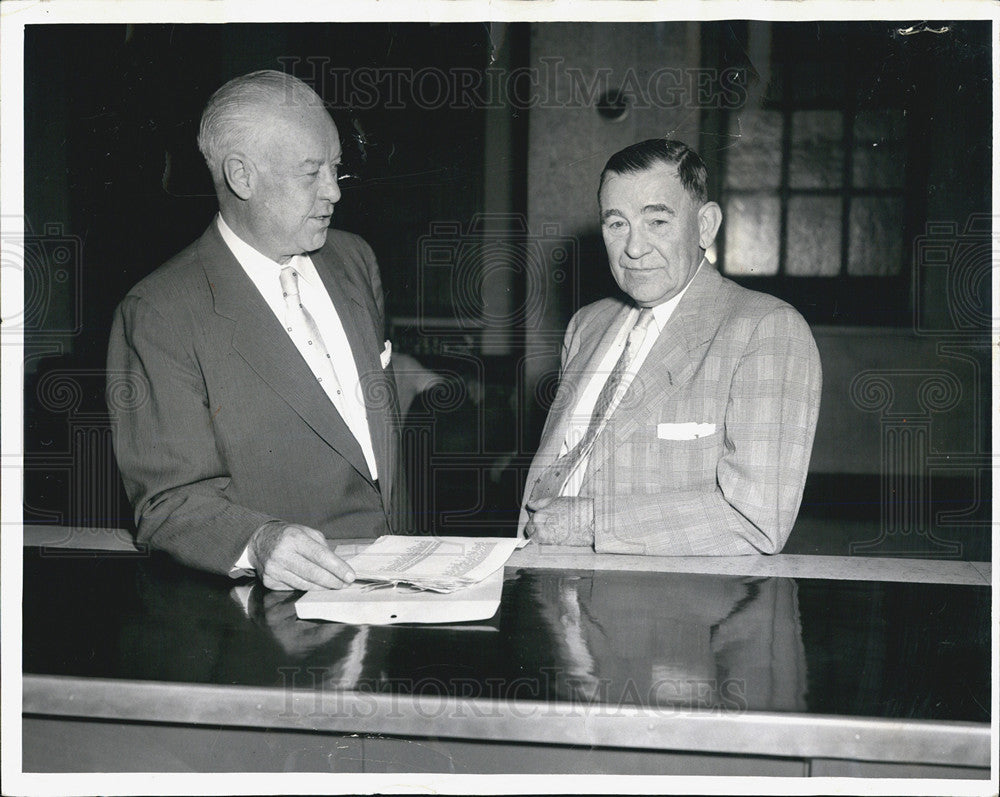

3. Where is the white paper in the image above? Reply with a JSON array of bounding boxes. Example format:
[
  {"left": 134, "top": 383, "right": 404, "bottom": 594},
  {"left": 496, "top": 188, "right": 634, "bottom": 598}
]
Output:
[
  {"left": 344, "top": 535, "right": 519, "bottom": 593},
  {"left": 295, "top": 568, "right": 503, "bottom": 625}
]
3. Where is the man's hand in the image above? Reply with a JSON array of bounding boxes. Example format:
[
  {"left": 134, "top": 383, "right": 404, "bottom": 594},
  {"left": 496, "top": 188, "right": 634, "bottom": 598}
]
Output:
[
  {"left": 524, "top": 496, "right": 595, "bottom": 546},
  {"left": 248, "top": 521, "right": 356, "bottom": 591}
]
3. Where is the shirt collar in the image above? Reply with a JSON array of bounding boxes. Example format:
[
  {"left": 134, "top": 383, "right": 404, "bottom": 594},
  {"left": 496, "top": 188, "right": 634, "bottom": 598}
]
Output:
[{"left": 646, "top": 258, "right": 704, "bottom": 331}]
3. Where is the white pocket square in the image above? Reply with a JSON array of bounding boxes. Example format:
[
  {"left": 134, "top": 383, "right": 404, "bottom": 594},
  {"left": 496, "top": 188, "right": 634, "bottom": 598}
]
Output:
[
  {"left": 380, "top": 340, "right": 392, "bottom": 369},
  {"left": 657, "top": 422, "right": 716, "bottom": 440}
]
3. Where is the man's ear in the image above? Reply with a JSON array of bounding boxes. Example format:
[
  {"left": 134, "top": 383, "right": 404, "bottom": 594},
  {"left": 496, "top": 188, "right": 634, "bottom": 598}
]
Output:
[
  {"left": 697, "top": 201, "right": 723, "bottom": 249},
  {"left": 222, "top": 153, "right": 255, "bottom": 201}
]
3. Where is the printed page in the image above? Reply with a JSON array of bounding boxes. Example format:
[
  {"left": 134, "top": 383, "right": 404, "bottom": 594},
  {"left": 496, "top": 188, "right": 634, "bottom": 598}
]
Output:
[{"left": 345, "top": 536, "right": 520, "bottom": 592}]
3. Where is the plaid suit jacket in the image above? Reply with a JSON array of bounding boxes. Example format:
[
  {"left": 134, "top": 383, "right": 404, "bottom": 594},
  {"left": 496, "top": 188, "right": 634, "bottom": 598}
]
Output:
[
  {"left": 107, "top": 223, "right": 405, "bottom": 575},
  {"left": 518, "top": 264, "right": 822, "bottom": 555}
]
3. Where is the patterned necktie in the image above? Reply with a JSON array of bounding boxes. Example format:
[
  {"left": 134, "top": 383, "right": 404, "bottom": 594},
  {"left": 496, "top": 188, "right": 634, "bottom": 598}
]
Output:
[
  {"left": 279, "top": 264, "right": 345, "bottom": 402},
  {"left": 529, "top": 307, "right": 655, "bottom": 503}
]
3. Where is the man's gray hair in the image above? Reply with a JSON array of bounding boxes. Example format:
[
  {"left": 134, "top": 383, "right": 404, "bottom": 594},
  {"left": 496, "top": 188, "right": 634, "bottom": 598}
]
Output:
[{"left": 197, "top": 70, "right": 325, "bottom": 183}]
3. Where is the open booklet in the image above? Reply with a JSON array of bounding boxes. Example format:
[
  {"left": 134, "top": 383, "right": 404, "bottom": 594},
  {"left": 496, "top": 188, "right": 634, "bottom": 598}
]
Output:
[
  {"left": 295, "top": 536, "right": 522, "bottom": 624},
  {"left": 344, "top": 535, "right": 521, "bottom": 593}
]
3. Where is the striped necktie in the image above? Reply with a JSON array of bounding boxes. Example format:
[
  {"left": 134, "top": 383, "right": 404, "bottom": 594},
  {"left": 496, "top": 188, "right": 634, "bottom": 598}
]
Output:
[{"left": 529, "top": 307, "right": 655, "bottom": 503}]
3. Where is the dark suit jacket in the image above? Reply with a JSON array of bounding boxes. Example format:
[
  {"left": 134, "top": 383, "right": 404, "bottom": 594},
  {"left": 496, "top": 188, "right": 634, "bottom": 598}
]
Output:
[
  {"left": 107, "top": 222, "right": 405, "bottom": 574},
  {"left": 519, "top": 264, "right": 822, "bottom": 555}
]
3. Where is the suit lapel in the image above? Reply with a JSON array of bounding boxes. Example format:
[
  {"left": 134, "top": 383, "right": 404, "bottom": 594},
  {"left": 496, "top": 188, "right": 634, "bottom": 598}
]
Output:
[
  {"left": 591, "top": 265, "right": 726, "bottom": 468},
  {"left": 311, "top": 243, "right": 395, "bottom": 499},
  {"left": 197, "top": 225, "right": 373, "bottom": 483},
  {"left": 527, "top": 299, "right": 632, "bottom": 489}
]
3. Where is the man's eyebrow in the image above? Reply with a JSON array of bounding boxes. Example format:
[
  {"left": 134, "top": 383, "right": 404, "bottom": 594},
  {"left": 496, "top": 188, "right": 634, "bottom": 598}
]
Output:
[
  {"left": 297, "top": 156, "right": 342, "bottom": 170},
  {"left": 601, "top": 204, "right": 676, "bottom": 220}
]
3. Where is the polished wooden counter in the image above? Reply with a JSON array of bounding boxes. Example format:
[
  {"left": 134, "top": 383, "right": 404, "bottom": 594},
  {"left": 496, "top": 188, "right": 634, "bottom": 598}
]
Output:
[{"left": 19, "top": 527, "right": 992, "bottom": 777}]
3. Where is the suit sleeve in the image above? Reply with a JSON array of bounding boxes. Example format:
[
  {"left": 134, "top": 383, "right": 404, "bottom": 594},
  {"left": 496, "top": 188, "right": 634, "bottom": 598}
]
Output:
[
  {"left": 107, "top": 294, "right": 278, "bottom": 574},
  {"left": 592, "top": 306, "right": 822, "bottom": 556}
]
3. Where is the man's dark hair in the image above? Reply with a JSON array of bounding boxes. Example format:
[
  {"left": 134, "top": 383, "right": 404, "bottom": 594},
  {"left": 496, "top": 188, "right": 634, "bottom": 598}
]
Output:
[{"left": 599, "top": 139, "right": 709, "bottom": 204}]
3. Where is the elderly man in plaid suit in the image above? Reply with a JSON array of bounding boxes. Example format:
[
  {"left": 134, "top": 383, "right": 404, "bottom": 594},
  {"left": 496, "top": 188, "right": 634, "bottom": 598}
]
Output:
[{"left": 518, "top": 139, "right": 822, "bottom": 555}]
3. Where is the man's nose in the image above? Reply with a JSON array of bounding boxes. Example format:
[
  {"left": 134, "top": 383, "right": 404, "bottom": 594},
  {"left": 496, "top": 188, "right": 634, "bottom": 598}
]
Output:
[
  {"left": 624, "top": 226, "right": 650, "bottom": 259},
  {"left": 318, "top": 164, "right": 341, "bottom": 203}
]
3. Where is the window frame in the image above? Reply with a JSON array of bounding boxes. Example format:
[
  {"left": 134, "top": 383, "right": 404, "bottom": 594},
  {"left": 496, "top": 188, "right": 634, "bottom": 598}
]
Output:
[{"left": 700, "top": 21, "right": 928, "bottom": 326}]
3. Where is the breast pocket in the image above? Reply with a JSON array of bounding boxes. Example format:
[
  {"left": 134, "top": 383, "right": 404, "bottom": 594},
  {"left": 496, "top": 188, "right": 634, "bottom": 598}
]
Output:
[{"left": 655, "top": 432, "right": 722, "bottom": 490}]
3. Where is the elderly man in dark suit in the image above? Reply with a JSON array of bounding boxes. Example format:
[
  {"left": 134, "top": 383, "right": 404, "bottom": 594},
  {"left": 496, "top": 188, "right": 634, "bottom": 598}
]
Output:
[
  {"left": 519, "top": 139, "right": 822, "bottom": 555},
  {"left": 108, "top": 70, "right": 406, "bottom": 589}
]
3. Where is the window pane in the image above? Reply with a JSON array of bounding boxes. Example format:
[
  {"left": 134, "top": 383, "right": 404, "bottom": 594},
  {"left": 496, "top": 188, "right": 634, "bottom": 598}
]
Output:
[
  {"left": 786, "top": 196, "right": 842, "bottom": 275},
  {"left": 852, "top": 109, "right": 906, "bottom": 189},
  {"left": 848, "top": 198, "right": 904, "bottom": 275},
  {"left": 790, "top": 110, "right": 844, "bottom": 188},
  {"left": 722, "top": 196, "right": 780, "bottom": 275},
  {"left": 724, "top": 110, "right": 783, "bottom": 190}
]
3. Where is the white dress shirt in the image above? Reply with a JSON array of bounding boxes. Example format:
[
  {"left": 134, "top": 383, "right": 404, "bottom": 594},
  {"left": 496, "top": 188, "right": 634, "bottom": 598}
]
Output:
[
  {"left": 559, "top": 262, "right": 703, "bottom": 497},
  {"left": 217, "top": 215, "right": 379, "bottom": 575}
]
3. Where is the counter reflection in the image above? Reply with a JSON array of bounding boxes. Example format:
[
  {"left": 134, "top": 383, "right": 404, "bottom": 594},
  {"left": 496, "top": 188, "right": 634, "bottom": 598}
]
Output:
[{"left": 509, "top": 570, "right": 806, "bottom": 711}]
